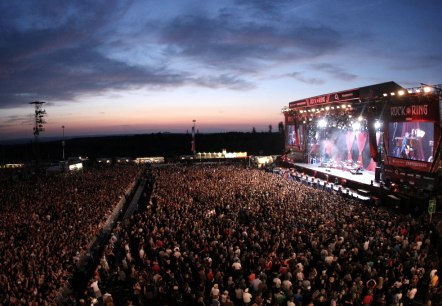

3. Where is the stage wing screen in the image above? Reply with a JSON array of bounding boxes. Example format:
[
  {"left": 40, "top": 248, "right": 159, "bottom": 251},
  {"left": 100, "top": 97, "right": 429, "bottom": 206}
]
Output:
[
  {"left": 286, "top": 124, "right": 304, "bottom": 148},
  {"left": 287, "top": 124, "right": 296, "bottom": 146},
  {"left": 387, "top": 121, "right": 435, "bottom": 162}
]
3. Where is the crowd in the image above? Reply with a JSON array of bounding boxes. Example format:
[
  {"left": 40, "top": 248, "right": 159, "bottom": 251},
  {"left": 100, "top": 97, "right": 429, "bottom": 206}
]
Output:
[
  {"left": 86, "top": 164, "right": 441, "bottom": 305},
  {"left": 0, "top": 164, "right": 142, "bottom": 305}
]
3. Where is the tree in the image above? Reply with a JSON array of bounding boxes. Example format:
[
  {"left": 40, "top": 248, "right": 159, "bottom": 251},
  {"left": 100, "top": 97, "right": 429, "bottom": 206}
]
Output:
[
  {"left": 268, "top": 124, "right": 272, "bottom": 133},
  {"left": 252, "top": 127, "right": 256, "bottom": 133},
  {"left": 278, "top": 121, "right": 284, "bottom": 134}
]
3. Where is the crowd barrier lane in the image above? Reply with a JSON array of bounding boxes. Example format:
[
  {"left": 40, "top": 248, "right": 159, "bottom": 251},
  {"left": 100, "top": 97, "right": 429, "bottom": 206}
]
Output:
[{"left": 55, "top": 173, "right": 143, "bottom": 305}]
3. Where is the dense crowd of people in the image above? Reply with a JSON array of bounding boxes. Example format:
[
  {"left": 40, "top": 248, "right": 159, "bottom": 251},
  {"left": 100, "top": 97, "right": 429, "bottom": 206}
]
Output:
[
  {"left": 0, "top": 164, "right": 142, "bottom": 304},
  {"left": 86, "top": 164, "right": 441, "bottom": 305}
]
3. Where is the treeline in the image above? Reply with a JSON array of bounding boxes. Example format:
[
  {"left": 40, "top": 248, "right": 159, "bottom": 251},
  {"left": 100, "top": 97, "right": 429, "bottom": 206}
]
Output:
[{"left": 0, "top": 132, "right": 285, "bottom": 163}]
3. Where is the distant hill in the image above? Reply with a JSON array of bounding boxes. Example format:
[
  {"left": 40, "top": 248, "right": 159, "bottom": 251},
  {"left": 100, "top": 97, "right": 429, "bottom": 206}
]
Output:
[{"left": 0, "top": 132, "right": 285, "bottom": 163}]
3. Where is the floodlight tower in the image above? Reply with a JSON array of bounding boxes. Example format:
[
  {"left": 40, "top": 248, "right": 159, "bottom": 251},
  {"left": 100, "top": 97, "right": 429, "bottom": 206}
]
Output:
[
  {"left": 30, "top": 101, "right": 46, "bottom": 138},
  {"left": 30, "top": 101, "right": 47, "bottom": 165}
]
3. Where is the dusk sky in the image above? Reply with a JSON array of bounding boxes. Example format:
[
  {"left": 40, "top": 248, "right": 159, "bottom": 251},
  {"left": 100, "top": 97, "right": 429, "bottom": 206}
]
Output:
[{"left": 1, "top": 0, "right": 441, "bottom": 141}]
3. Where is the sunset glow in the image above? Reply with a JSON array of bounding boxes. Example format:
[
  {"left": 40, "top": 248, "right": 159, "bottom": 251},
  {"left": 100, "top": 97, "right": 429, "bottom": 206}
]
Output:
[{"left": 1, "top": 0, "right": 441, "bottom": 141}]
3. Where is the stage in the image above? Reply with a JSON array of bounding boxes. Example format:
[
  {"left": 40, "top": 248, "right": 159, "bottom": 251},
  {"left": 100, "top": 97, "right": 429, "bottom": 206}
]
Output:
[
  {"left": 286, "top": 162, "right": 380, "bottom": 202},
  {"left": 295, "top": 162, "right": 378, "bottom": 186}
]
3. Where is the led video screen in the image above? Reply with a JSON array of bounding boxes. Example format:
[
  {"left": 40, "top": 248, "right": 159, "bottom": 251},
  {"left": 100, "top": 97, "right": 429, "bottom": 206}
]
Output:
[{"left": 388, "top": 121, "right": 435, "bottom": 162}]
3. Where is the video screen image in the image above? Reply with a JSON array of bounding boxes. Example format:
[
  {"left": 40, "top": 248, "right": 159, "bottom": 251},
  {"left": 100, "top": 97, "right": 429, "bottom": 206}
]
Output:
[
  {"left": 286, "top": 124, "right": 304, "bottom": 147},
  {"left": 388, "top": 121, "right": 435, "bottom": 162}
]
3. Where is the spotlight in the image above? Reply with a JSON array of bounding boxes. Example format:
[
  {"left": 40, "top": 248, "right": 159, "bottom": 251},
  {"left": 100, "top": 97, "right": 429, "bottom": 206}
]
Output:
[
  {"left": 423, "top": 86, "right": 432, "bottom": 93},
  {"left": 398, "top": 90, "right": 405, "bottom": 96},
  {"left": 358, "top": 116, "right": 363, "bottom": 121},
  {"left": 352, "top": 122, "right": 361, "bottom": 131},
  {"left": 374, "top": 121, "right": 381, "bottom": 129},
  {"left": 416, "top": 89, "right": 421, "bottom": 93},
  {"left": 318, "top": 119, "right": 327, "bottom": 128},
  {"left": 325, "top": 106, "right": 330, "bottom": 110},
  {"left": 383, "top": 93, "right": 388, "bottom": 97},
  {"left": 390, "top": 92, "right": 395, "bottom": 96}
]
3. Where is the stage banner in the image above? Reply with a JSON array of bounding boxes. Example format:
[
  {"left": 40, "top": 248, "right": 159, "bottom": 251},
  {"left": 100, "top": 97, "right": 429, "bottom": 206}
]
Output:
[
  {"left": 387, "top": 158, "right": 433, "bottom": 172},
  {"left": 288, "top": 82, "right": 404, "bottom": 110},
  {"left": 386, "top": 95, "right": 440, "bottom": 122},
  {"left": 383, "top": 166, "right": 437, "bottom": 189},
  {"left": 289, "top": 89, "right": 359, "bottom": 108}
]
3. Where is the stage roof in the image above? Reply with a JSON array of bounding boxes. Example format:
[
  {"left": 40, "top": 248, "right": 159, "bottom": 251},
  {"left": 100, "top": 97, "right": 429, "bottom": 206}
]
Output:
[{"left": 288, "top": 81, "right": 405, "bottom": 109}]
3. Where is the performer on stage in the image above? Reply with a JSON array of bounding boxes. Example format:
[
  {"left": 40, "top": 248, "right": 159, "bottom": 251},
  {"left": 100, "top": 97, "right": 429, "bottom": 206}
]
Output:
[{"left": 400, "top": 132, "right": 410, "bottom": 158}]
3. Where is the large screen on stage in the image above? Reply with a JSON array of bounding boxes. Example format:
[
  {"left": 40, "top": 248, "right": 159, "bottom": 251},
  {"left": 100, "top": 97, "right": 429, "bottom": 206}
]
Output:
[
  {"left": 286, "top": 124, "right": 304, "bottom": 148},
  {"left": 287, "top": 124, "right": 296, "bottom": 146},
  {"left": 387, "top": 121, "right": 435, "bottom": 162}
]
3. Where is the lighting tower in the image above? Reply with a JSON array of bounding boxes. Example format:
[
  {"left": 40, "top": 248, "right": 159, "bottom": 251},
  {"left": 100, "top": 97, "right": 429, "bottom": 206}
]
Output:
[
  {"left": 62, "top": 125, "right": 65, "bottom": 160},
  {"left": 30, "top": 101, "right": 46, "bottom": 165},
  {"left": 30, "top": 101, "right": 46, "bottom": 138}
]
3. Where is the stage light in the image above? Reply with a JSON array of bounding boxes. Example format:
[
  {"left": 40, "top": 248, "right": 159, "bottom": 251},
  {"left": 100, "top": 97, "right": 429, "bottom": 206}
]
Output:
[
  {"left": 398, "top": 90, "right": 405, "bottom": 96},
  {"left": 407, "top": 89, "right": 413, "bottom": 94},
  {"left": 352, "top": 122, "right": 361, "bottom": 131},
  {"left": 347, "top": 104, "right": 351, "bottom": 108},
  {"left": 318, "top": 119, "right": 327, "bottom": 128},
  {"left": 390, "top": 92, "right": 395, "bottom": 96},
  {"left": 348, "top": 114, "right": 352, "bottom": 118},
  {"left": 416, "top": 89, "right": 421, "bottom": 93},
  {"left": 309, "top": 118, "right": 312, "bottom": 121},
  {"left": 383, "top": 93, "right": 388, "bottom": 97},
  {"left": 374, "top": 121, "right": 381, "bottom": 129},
  {"left": 423, "top": 86, "right": 432, "bottom": 93},
  {"left": 325, "top": 106, "right": 330, "bottom": 110},
  {"left": 321, "top": 108, "right": 324, "bottom": 111},
  {"left": 299, "top": 110, "right": 303, "bottom": 113},
  {"left": 342, "top": 104, "right": 346, "bottom": 108},
  {"left": 331, "top": 106, "right": 335, "bottom": 109},
  {"left": 337, "top": 106, "right": 340, "bottom": 109},
  {"left": 358, "top": 116, "right": 363, "bottom": 121}
]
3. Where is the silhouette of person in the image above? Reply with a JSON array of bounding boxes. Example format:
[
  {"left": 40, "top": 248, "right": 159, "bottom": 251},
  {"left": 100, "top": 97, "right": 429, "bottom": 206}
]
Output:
[{"left": 401, "top": 132, "right": 410, "bottom": 158}]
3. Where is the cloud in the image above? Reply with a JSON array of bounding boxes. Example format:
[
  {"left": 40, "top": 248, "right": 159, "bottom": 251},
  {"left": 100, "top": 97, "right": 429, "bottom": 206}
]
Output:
[
  {"left": 193, "top": 74, "right": 254, "bottom": 90},
  {"left": 158, "top": 13, "right": 343, "bottom": 71},
  {"left": 310, "top": 63, "right": 358, "bottom": 81},
  {"left": 0, "top": 114, "right": 33, "bottom": 131},
  {"left": 286, "top": 72, "right": 325, "bottom": 85},
  {"left": 0, "top": 0, "right": 345, "bottom": 109}
]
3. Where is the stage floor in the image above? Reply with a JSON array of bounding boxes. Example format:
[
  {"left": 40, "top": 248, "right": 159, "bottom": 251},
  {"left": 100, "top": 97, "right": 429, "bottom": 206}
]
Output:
[
  {"left": 285, "top": 162, "right": 381, "bottom": 201},
  {"left": 294, "top": 162, "right": 378, "bottom": 187}
]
